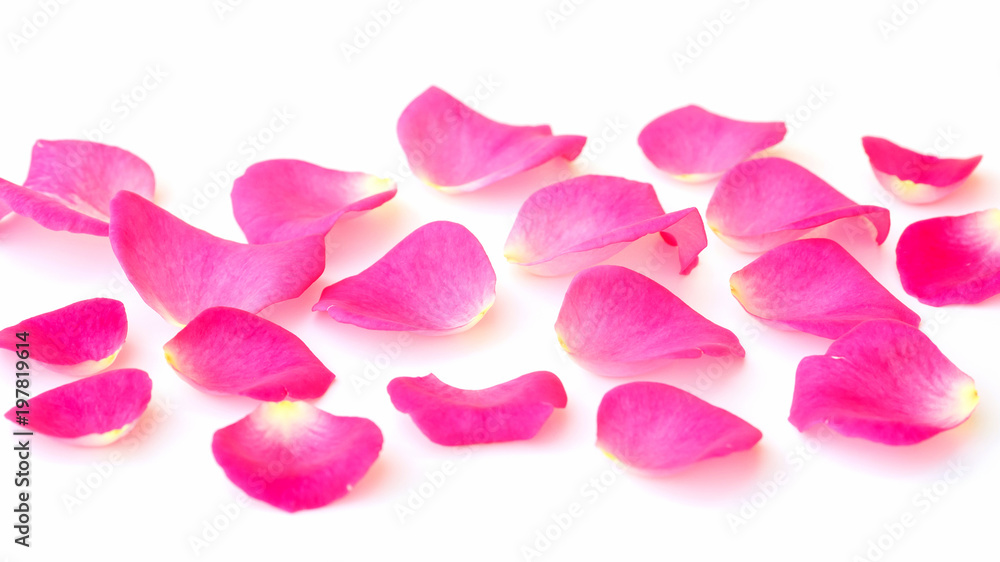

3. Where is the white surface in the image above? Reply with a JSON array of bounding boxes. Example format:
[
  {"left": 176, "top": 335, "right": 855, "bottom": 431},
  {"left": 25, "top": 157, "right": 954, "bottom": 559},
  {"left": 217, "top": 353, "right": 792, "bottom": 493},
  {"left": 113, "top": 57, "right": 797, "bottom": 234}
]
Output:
[{"left": 1, "top": 1, "right": 998, "bottom": 560}]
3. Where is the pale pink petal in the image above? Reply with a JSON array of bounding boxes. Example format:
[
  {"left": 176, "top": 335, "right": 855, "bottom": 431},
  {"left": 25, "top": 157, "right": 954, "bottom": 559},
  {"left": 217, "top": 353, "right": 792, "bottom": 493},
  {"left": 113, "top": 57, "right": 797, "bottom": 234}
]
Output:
[
  {"left": 790, "top": 320, "right": 978, "bottom": 445},
  {"left": 597, "top": 382, "right": 761, "bottom": 473},
  {"left": 555, "top": 265, "right": 744, "bottom": 377},
  {"left": 0, "top": 140, "right": 155, "bottom": 236},
  {"left": 896, "top": 209, "right": 1000, "bottom": 306},
  {"left": 313, "top": 221, "right": 496, "bottom": 335},
  {"left": 212, "top": 401, "right": 383, "bottom": 512},
  {"left": 232, "top": 159, "right": 397, "bottom": 244},
  {"left": 163, "top": 307, "right": 334, "bottom": 400},
  {"left": 397, "top": 86, "right": 586, "bottom": 193},
  {"left": 638, "top": 105, "right": 786, "bottom": 181},
  {"left": 504, "top": 174, "right": 706, "bottom": 276},
  {"left": 707, "top": 157, "right": 890, "bottom": 252},
  {"left": 110, "top": 191, "right": 325, "bottom": 326},
  {"left": 387, "top": 372, "right": 567, "bottom": 445},
  {"left": 0, "top": 298, "right": 127, "bottom": 376},
  {"left": 5, "top": 368, "right": 151, "bottom": 446},
  {"left": 863, "top": 136, "right": 981, "bottom": 204},
  {"left": 730, "top": 239, "right": 920, "bottom": 338}
]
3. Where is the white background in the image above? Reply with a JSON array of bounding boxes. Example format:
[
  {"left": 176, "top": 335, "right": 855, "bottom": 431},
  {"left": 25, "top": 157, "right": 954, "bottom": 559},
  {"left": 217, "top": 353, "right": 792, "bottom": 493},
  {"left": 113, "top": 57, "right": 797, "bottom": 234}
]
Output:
[{"left": 1, "top": 1, "right": 998, "bottom": 560}]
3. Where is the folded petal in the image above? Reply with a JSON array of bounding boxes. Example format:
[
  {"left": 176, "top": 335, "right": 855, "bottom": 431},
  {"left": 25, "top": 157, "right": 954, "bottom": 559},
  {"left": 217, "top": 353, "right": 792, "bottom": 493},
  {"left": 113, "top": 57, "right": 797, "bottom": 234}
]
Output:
[
  {"left": 0, "top": 178, "right": 111, "bottom": 236},
  {"left": 597, "top": 382, "right": 761, "bottom": 473},
  {"left": 555, "top": 265, "right": 744, "bottom": 377},
  {"left": 110, "top": 191, "right": 325, "bottom": 326},
  {"left": 387, "top": 372, "right": 567, "bottom": 446},
  {"left": 862, "top": 136, "right": 982, "bottom": 204},
  {"left": 896, "top": 209, "right": 1000, "bottom": 306},
  {"left": 397, "top": 86, "right": 586, "bottom": 193},
  {"left": 232, "top": 159, "right": 397, "bottom": 244},
  {"left": 0, "top": 298, "right": 127, "bottom": 376},
  {"left": 163, "top": 307, "right": 335, "bottom": 400},
  {"left": 313, "top": 221, "right": 496, "bottom": 335},
  {"left": 790, "top": 320, "right": 978, "bottom": 445},
  {"left": 212, "top": 401, "right": 383, "bottom": 512},
  {"left": 707, "top": 157, "right": 890, "bottom": 253},
  {"left": 638, "top": 105, "right": 786, "bottom": 181},
  {"left": 0, "top": 140, "right": 155, "bottom": 236},
  {"left": 730, "top": 239, "right": 920, "bottom": 338},
  {"left": 5, "top": 368, "right": 152, "bottom": 446},
  {"left": 504, "top": 174, "right": 707, "bottom": 276}
]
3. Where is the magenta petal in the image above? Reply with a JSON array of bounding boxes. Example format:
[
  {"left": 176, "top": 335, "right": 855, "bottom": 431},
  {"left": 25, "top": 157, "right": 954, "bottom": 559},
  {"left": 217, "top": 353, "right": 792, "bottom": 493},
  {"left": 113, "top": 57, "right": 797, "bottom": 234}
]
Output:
[
  {"left": 730, "top": 239, "right": 920, "bottom": 338},
  {"left": 0, "top": 140, "right": 155, "bottom": 236},
  {"left": 555, "top": 265, "right": 744, "bottom": 377},
  {"left": 397, "top": 87, "right": 586, "bottom": 193},
  {"left": 110, "top": 191, "right": 325, "bottom": 326},
  {"left": 212, "top": 401, "right": 383, "bottom": 512},
  {"left": 0, "top": 178, "right": 111, "bottom": 236},
  {"left": 5, "top": 369, "right": 151, "bottom": 446},
  {"left": 862, "top": 136, "right": 981, "bottom": 204},
  {"left": 504, "top": 175, "right": 707, "bottom": 276},
  {"left": 597, "top": 382, "right": 761, "bottom": 473},
  {"left": 313, "top": 221, "right": 496, "bottom": 335},
  {"left": 896, "top": 210, "right": 1000, "bottom": 306},
  {"left": 790, "top": 320, "right": 978, "bottom": 445},
  {"left": 163, "top": 307, "right": 334, "bottom": 400},
  {"left": 707, "top": 157, "right": 890, "bottom": 253},
  {"left": 638, "top": 105, "right": 786, "bottom": 180},
  {"left": 387, "top": 372, "right": 567, "bottom": 446},
  {"left": 0, "top": 298, "right": 127, "bottom": 376},
  {"left": 232, "top": 159, "right": 397, "bottom": 244}
]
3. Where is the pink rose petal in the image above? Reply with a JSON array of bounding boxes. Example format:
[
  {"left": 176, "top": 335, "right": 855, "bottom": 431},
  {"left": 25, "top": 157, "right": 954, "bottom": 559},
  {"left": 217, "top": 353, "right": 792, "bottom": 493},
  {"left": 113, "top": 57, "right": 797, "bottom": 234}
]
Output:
[
  {"left": 0, "top": 178, "right": 113, "bottom": 236},
  {"left": 555, "top": 265, "right": 744, "bottom": 377},
  {"left": 790, "top": 320, "right": 978, "bottom": 445},
  {"left": 0, "top": 140, "right": 155, "bottom": 236},
  {"left": 397, "top": 86, "right": 586, "bottom": 193},
  {"left": 504, "top": 174, "right": 707, "bottom": 276},
  {"left": 597, "top": 381, "right": 762, "bottom": 473},
  {"left": 313, "top": 221, "right": 496, "bottom": 335},
  {"left": 387, "top": 371, "right": 567, "bottom": 446},
  {"left": 4, "top": 368, "right": 152, "bottom": 446},
  {"left": 862, "top": 136, "right": 982, "bottom": 204},
  {"left": 232, "top": 159, "right": 397, "bottom": 244},
  {"left": 110, "top": 191, "right": 325, "bottom": 326},
  {"left": 212, "top": 401, "right": 383, "bottom": 512},
  {"left": 163, "top": 307, "right": 335, "bottom": 401},
  {"left": 730, "top": 239, "right": 920, "bottom": 338},
  {"left": 0, "top": 298, "right": 127, "bottom": 376},
  {"left": 707, "top": 157, "right": 890, "bottom": 252},
  {"left": 638, "top": 105, "right": 786, "bottom": 181},
  {"left": 896, "top": 209, "right": 1000, "bottom": 306}
]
